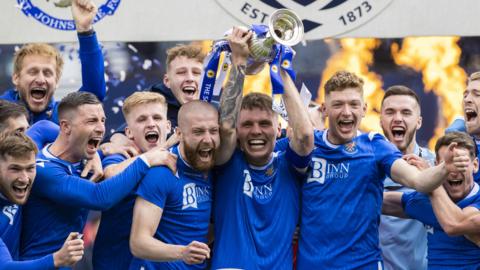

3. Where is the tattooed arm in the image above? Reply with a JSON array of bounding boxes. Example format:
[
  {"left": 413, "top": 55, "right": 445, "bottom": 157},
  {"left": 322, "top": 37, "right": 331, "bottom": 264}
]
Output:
[{"left": 215, "top": 27, "right": 252, "bottom": 165}]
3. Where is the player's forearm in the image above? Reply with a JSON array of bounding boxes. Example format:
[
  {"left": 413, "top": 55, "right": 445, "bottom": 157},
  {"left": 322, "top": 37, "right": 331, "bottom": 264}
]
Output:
[
  {"left": 281, "top": 72, "right": 313, "bottom": 156},
  {"left": 130, "top": 235, "right": 183, "bottom": 262},
  {"left": 216, "top": 63, "right": 245, "bottom": 165},
  {"left": 429, "top": 186, "right": 468, "bottom": 236},
  {"left": 0, "top": 240, "right": 54, "bottom": 270},
  {"left": 90, "top": 157, "right": 149, "bottom": 210},
  {"left": 52, "top": 158, "right": 148, "bottom": 210},
  {"left": 381, "top": 192, "right": 408, "bottom": 218},
  {"left": 78, "top": 32, "right": 106, "bottom": 101},
  {"left": 219, "top": 63, "right": 245, "bottom": 130},
  {"left": 103, "top": 157, "right": 138, "bottom": 178},
  {"left": 408, "top": 162, "right": 447, "bottom": 193}
]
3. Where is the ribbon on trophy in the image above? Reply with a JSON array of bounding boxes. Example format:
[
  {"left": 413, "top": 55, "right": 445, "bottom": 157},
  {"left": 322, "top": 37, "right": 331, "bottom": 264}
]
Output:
[
  {"left": 198, "top": 40, "right": 231, "bottom": 103},
  {"left": 199, "top": 26, "right": 297, "bottom": 105},
  {"left": 269, "top": 44, "right": 296, "bottom": 95},
  {"left": 199, "top": 8, "right": 304, "bottom": 112}
]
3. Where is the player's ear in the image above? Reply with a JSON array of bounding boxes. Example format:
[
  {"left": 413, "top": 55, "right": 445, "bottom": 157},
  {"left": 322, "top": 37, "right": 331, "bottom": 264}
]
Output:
[
  {"left": 473, "top": 157, "right": 479, "bottom": 174},
  {"left": 166, "top": 120, "right": 172, "bottom": 136},
  {"left": 416, "top": 116, "right": 423, "bottom": 131},
  {"left": 60, "top": 119, "right": 71, "bottom": 135},
  {"left": 163, "top": 73, "right": 170, "bottom": 88},
  {"left": 125, "top": 126, "right": 134, "bottom": 140}
]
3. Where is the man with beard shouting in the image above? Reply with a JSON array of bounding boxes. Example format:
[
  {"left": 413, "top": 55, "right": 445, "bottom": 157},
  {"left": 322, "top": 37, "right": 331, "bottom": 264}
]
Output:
[
  {"left": 379, "top": 85, "right": 434, "bottom": 270},
  {"left": 129, "top": 100, "right": 220, "bottom": 269}
]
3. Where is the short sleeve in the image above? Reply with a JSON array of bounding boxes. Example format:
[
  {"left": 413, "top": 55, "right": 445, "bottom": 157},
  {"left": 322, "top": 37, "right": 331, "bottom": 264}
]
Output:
[
  {"left": 136, "top": 166, "right": 175, "bottom": 209},
  {"left": 274, "top": 137, "right": 290, "bottom": 153},
  {"left": 401, "top": 191, "right": 429, "bottom": 223},
  {"left": 102, "top": 154, "right": 126, "bottom": 168}
]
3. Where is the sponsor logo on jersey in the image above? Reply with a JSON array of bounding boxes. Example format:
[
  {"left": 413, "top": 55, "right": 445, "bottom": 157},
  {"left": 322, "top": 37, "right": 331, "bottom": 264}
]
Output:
[
  {"left": 308, "top": 157, "right": 350, "bottom": 184},
  {"left": 243, "top": 169, "right": 273, "bottom": 202},
  {"left": 2, "top": 205, "right": 19, "bottom": 226},
  {"left": 425, "top": 224, "right": 434, "bottom": 235},
  {"left": 182, "top": 183, "right": 210, "bottom": 210}
]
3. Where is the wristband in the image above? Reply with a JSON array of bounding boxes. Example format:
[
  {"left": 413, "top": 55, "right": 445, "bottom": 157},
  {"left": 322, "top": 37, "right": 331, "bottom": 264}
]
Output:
[{"left": 286, "top": 144, "right": 312, "bottom": 169}]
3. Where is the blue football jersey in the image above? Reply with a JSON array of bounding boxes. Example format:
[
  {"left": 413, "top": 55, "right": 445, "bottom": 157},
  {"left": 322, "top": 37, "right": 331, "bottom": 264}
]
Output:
[
  {"left": 93, "top": 154, "right": 136, "bottom": 270},
  {"left": 402, "top": 184, "right": 480, "bottom": 269},
  {"left": 298, "top": 130, "right": 401, "bottom": 269},
  {"left": 0, "top": 198, "right": 21, "bottom": 260},
  {"left": 211, "top": 146, "right": 304, "bottom": 270},
  {"left": 130, "top": 146, "right": 212, "bottom": 270},
  {"left": 21, "top": 146, "right": 149, "bottom": 261}
]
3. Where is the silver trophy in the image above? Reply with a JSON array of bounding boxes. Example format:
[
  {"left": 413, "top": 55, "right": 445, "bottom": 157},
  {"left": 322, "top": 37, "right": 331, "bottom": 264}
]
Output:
[{"left": 246, "top": 9, "right": 304, "bottom": 74}]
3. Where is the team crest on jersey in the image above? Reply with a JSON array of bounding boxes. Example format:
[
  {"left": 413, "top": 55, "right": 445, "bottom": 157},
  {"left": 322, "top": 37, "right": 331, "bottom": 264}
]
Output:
[
  {"left": 2, "top": 205, "right": 19, "bottom": 226},
  {"left": 182, "top": 183, "right": 210, "bottom": 210},
  {"left": 243, "top": 169, "right": 273, "bottom": 202},
  {"left": 16, "top": 0, "right": 121, "bottom": 31},
  {"left": 265, "top": 166, "right": 274, "bottom": 176},
  {"left": 343, "top": 141, "right": 357, "bottom": 154},
  {"left": 214, "top": 0, "right": 393, "bottom": 39}
]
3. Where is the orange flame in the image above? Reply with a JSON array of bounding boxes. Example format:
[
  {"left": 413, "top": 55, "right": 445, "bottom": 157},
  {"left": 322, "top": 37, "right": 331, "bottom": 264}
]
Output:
[
  {"left": 391, "top": 37, "right": 466, "bottom": 149},
  {"left": 317, "top": 38, "right": 384, "bottom": 133},
  {"left": 197, "top": 40, "right": 272, "bottom": 95}
]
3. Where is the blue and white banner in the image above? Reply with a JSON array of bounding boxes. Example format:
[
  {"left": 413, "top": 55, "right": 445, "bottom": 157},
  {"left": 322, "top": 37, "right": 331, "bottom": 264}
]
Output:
[{"left": 1, "top": 0, "right": 480, "bottom": 43}]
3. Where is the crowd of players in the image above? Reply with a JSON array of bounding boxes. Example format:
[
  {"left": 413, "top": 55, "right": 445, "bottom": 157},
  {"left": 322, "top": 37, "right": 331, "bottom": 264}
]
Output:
[{"left": 0, "top": 0, "right": 480, "bottom": 269}]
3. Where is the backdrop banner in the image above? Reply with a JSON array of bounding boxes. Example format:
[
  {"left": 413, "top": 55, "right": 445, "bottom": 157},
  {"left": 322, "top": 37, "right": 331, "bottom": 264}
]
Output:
[{"left": 1, "top": 0, "right": 479, "bottom": 44}]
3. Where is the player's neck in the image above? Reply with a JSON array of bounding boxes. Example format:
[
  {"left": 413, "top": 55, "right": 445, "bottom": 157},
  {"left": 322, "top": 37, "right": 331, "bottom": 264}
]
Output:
[
  {"left": 246, "top": 153, "right": 274, "bottom": 168},
  {"left": 403, "top": 141, "right": 417, "bottom": 155},
  {"left": 49, "top": 137, "right": 82, "bottom": 163}
]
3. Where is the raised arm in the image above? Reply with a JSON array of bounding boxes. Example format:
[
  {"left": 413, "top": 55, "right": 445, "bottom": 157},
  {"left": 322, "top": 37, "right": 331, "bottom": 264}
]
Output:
[
  {"left": 429, "top": 186, "right": 480, "bottom": 244},
  {"left": 382, "top": 191, "right": 409, "bottom": 218},
  {"left": 129, "top": 198, "right": 210, "bottom": 264},
  {"left": 215, "top": 28, "right": 252, "bottom": 165},
  {"left": 280, "top": 70, "right": 313, "bottom": 157},
  {"left": 390, "top": 143, "right": 470, "bottom": 193},
  {"left": 72, "top": 0, "right": 106, "bottom": 101}
]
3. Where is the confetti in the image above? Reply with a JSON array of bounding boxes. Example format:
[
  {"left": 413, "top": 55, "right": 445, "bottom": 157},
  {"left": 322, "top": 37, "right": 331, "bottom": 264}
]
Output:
[
  {"left": 143, "top": 59, "right": 152, "bottom": 70},
  {"left": 127, "top": 44, "right": 138, "bottom": 53}
]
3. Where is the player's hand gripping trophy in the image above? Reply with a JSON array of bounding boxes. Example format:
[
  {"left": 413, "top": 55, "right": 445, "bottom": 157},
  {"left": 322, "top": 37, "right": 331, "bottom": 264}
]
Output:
[{"left": 199, "top": 9, "right": 304, "bottom": 102}]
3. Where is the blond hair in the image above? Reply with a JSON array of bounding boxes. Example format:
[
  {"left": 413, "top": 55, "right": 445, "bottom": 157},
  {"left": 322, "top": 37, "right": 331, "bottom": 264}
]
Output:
[
  {"left": 468, "top": 71, "right": 480, "bottom": 83},
  {"left": 122, "top": 91, "right": 167, "bottom": 117},
  {"left": 166, "top": 44, "right": 205, "bottom": 71},
  {"left": 13, "top": 43, "right": 63, "bottom": 80}
]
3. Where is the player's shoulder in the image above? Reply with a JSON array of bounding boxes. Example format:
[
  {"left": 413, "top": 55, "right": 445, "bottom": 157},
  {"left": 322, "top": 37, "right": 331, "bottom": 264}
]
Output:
[
  {"left": 102, "top": 154, "right": 127, "bottom": 166},
  {"left": 145, "top": 166, "right": 176, "bottom": 181},
  {"left": 357, "top": 131, "right": 386, "bottom": 142}
]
